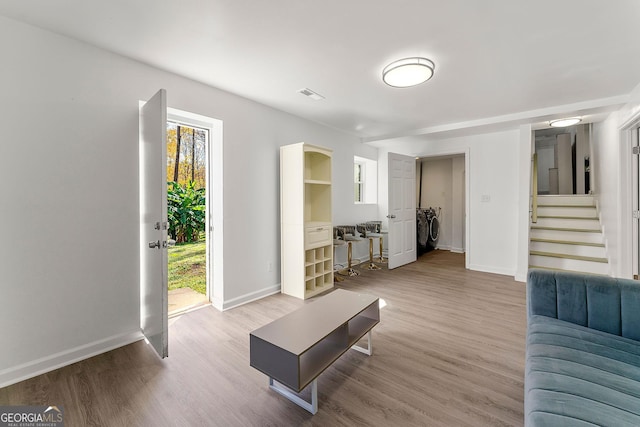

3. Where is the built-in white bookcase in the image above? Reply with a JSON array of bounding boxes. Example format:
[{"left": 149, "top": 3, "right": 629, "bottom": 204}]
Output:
[{"left": 280, "top": 143, "right": 333, "bottom": 299}]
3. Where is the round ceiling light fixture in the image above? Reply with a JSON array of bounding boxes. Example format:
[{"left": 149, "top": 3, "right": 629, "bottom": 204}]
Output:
[
  {"left": 549, "top": 117, "right": 582, "bottom": 128},
  {"left": 382, "top": 57, "right": 435, "bottom": 88}
]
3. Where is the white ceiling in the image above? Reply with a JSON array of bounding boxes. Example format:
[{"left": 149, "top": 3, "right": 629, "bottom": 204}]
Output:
[{"left": 1, "top": 0, "right": 639, "bottom": 141}]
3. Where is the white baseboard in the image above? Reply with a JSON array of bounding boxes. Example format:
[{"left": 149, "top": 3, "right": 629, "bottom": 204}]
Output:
[
  {"left": 515, "top": 274, "right": 527, "bottom": 283},
  {"left": 0, "top": 329, "right": 143, "bottom": 388},
  {"left": 468, "top": 263, "right": 517, "bottom": 278},
  {"left": 222, "top": 284, "right": 281, "bottom": 311},
  {"left": 450, "top": 247, "right": 465, "bottom": 254}
]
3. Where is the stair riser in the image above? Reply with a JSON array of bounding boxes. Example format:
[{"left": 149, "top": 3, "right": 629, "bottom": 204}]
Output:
[
  {"left": 536, "top": 206, "right": 597, "bottom": 217},
  {"left": 529, "top": 255, "right": 609, "bottom": 275},
  {"left": 529, "top": 229, "right": 604, "bottom": 244},
  {"left": 537, "top": 195, "right": 595, "bottom": 206},
  {"left": 534, "top": 217, "right": 600, "bottom": 229},
  {"left": 529, "top": 241, "right": 606, "bottom": 258}
]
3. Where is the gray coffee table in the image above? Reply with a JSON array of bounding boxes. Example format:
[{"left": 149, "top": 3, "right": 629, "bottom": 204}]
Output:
[{"left": 249, "top": 289, "right": 380, "bottom": 414}]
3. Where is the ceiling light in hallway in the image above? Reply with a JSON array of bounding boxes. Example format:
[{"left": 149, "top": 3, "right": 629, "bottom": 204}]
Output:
[{"left": 549, "top": 117, "right": 581, "bottom": 127}]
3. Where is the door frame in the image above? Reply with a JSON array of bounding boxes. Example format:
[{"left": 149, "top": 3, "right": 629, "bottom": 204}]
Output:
[
  {"left": 168, "top": 107, "right": 224, "bottom": 309},
  {"left": 415, "top": 148, "right": 471, "bottom": 269},
  {"left": 633, "top": 127, "right": 639, "bottom": 279},
  {"left": 619, "top": 112, "right": 640, "bottom": 279}
]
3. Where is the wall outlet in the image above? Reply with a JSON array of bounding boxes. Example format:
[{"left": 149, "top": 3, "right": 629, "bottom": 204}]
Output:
[{"left": 481, "top": 194, "right": 491, "bottom": 202}]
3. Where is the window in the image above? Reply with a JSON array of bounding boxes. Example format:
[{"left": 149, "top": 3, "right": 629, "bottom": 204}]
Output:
[
  {"left": 354, "top": 161, "right": 365, "bottom": 203},
  {"left": 354, "top": 156, "right": 377, "bottom": 204}
]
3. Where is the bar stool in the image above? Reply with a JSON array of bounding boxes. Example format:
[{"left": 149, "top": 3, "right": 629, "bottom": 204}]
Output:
[
  {"left": 367, "top": 221, "right": 387, "bottom": 263},
  {"left": 357, "top": 223, "right": 382, "bottom": 270},
  {"left": 336, "top": 225, "right": 362, "bottom": 277},
  {"left": 333, "top": 227, "right": 346, "bottom": 282}
]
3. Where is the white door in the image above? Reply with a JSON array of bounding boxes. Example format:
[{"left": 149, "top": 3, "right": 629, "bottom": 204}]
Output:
[
  {"left": 387, "top": 152, "right": 417, "bottom": 269},
  {"left": 139, "top": 89, "right": 168, "bottom": 358}
]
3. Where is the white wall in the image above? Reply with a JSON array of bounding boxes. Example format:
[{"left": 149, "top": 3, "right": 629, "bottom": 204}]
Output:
[
  {"left": 557, "top": 133, "right": 573, "bottom": 194},
  {"left": 0, "top": 16, "right": 378, "bottom": 386},
  {"left": 376, "top": 129, "right": 521, "bottom": 277},
  {"left": 536, "top": 146, "right": 554, "bottom": 193},
  {"left": 592, "top": 114, "right": 622, "bottom": 276},
  {"left": 575, "top": 124, "right": 589, "bottom": 194}
]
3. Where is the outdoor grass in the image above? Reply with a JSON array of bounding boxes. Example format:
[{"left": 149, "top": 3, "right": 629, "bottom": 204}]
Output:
[{"left": 168, "top": 239, "right": 206, "bottom": 294}]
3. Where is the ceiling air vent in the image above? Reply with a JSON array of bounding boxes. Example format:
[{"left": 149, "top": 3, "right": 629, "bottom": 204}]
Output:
[{"left": 297, "top": 88, "right": 325, "bottom": 100}]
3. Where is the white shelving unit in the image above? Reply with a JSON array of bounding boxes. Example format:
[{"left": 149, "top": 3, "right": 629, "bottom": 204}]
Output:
[{"left": 280, "top": 143, "right": 333, "bottom": 299}]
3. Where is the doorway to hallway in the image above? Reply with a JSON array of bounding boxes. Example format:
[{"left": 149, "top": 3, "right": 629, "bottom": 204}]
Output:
[{"left": 416, "top": 154, "right": 466, "bottom": 262}]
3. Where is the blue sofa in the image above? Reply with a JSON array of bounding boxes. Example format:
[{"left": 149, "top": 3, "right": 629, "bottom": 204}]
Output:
[{"left": 526, "top": 269, "right": 640, "bottom": 426}]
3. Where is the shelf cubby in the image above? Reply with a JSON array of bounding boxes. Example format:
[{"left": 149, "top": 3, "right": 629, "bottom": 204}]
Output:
[
  {"left": 304, "top": 184, "right": 331, "bottom": 223},
  {"left": 304, "top": 150, "right": 332, "bottom": 182}
]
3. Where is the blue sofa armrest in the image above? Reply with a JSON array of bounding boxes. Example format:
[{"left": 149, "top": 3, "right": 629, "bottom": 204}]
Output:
[{"left": 527, "top": 269, "right": 640, "bottom": 341}]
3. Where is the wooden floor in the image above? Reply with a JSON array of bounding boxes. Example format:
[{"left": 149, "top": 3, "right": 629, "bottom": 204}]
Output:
[{"left": 0, "top": 251, "right": 527, "bottom": 426}]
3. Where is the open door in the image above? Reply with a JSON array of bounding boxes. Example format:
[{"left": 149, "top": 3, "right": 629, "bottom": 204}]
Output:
[
  {"left": 139, "top": 89, "right": 168, "bottom": 358},
  {"left": 387, "top": 152, "right": 417, "bottom": 269}
]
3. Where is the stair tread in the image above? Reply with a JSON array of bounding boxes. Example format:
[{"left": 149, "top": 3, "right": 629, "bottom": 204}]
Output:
[
  {"left": 537, "top": 204, "right": 595, "bottom": 208},
  {"left": 530, "top": 226, "right": 601, "bottom": 232},
  {"left": 530, "top": 238, "right": 605, "bottom": 247},
  {"left": 529, "top": 250, "right": 607, "bottom": 263},
  {"left": 528, "top": 265, "right": 608, "bottom": 276},
  {"left": 536, "top": 215, "right": 598, "bottom": 220}
]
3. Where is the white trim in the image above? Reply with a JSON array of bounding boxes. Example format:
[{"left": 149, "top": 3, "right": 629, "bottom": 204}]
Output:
[
  {"left": 515, "top": 272, "right": 527, "bottom": 283},
  {"left": 516, "top": 125, "right": 533, "bottom": 283},
  {"left": 221, "top": 285, "right": 281, "bottom": 311},
  {"left": 468, "top": 263, "right": 517, "bottom": 278},
  {"left": 363, "top": 95, "right": 629, "bottom": 143},
  {"left": 0, "top": 330, "right": 143, "bottom": 388}
]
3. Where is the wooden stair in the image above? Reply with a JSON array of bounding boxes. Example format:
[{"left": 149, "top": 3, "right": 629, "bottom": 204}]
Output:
[{"left": 529, "top": 195, "right": 609, "bottom": 276}]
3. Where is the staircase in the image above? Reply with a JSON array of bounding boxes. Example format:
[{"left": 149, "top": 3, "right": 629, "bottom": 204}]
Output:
[{"left": 529, "top": 195, "right": 610, "bottom": 275}]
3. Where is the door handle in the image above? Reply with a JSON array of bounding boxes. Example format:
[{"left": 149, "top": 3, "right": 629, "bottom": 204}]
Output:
[
  {"left": 387, "top": 214, "right": 396, "bottom": 219},
  {"left": 148, "top": 240, "right": 160, "bottom": 249}
]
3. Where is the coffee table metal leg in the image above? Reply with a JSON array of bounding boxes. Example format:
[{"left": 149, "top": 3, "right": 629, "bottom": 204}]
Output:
[
  {"left": 269, "top": 378, "right": 318, "bottom": 414},
  {"left": 351, "top": 331, "right": 372, "bottom": 356}
]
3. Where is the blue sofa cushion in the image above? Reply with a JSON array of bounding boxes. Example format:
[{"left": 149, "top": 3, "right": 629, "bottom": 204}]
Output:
[
  {"left": 526, "top": 315, "right": 640, "bottom": 426},
  {"left": 527, "top": 269, "right": 640, "bottom": 341}
]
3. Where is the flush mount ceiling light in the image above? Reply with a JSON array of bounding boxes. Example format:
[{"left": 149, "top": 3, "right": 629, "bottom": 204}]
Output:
[
  {"left": 382, "top": 57, "right": 435, "bottom": 88},
  {"left": 549, "top": 117, "right": 582, "bottom": 128}
]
